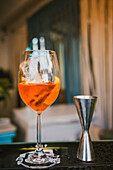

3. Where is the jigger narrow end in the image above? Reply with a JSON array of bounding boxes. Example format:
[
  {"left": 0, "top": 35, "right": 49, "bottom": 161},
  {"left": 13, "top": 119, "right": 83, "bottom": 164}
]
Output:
[{"left": 73, "top": 95, "right": 97, "bottom": 162}]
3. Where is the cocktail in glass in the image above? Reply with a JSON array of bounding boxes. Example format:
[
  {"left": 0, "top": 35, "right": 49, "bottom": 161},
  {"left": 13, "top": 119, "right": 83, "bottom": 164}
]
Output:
[{"left": 16, "top": 50, "right": 60, "bottom": 169}]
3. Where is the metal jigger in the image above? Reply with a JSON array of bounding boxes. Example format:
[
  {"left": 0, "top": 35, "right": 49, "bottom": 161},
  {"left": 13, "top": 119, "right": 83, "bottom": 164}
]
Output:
[{"left": 73, "top": 95, "right": 97, "bottom": 162}]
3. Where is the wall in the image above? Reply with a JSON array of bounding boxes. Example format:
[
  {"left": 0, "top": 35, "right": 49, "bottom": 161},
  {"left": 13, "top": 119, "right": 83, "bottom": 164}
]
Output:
[{"left": 0, "top": 23, "right": 27, "bottom": 117}]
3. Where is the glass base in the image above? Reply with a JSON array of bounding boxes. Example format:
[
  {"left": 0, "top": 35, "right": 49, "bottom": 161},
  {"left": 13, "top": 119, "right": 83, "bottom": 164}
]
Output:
[{"left": 16, "top": 150, "right": 60, "bottom": 169}]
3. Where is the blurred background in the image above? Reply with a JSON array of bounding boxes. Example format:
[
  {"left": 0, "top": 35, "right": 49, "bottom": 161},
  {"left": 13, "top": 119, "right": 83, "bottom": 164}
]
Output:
[{"left": 0, "top": 0, "right": 113, "bottom": 143}]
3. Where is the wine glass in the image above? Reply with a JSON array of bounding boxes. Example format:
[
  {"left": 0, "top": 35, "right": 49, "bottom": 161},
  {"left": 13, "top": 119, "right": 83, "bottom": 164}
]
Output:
[{"left": 16, "top": 50, "right": 60, "bottom": 169}]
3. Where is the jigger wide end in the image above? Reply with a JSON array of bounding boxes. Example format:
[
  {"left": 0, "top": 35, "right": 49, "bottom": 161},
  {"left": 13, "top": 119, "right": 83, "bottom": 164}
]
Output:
[{"left": 73, "top": 95, "right": 97, "bottom": 162}]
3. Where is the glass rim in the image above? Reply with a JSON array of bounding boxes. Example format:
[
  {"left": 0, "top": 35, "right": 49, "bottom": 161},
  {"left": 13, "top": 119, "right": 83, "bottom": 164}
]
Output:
[{"left": 24, "top": 49, "right": 56, "bottom": 54}]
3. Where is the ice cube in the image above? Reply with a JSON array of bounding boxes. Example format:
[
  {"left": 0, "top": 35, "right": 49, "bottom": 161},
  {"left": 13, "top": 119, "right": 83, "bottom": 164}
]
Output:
[
  {"left": 21, "top": 61, "right": 30, "bottom": 80},
  {"left": 29, "top": 52, "right": 42, "bottom": 83},
  {"left": 47, "top": 51, "right": 52, "bottom": 73},
  {"left": 39, "top": 51, "right": 52, "bottom": 73},
  {"left": 42, "top": 71, "right": 48, "bottom": 83},
  {"left": 34, "top": 72, "right": 42, "bottom": 83}
]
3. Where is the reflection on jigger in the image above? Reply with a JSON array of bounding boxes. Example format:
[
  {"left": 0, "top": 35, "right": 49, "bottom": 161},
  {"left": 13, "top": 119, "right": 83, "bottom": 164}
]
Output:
[{"left": 73, "top": 95, "right": 97, "bottom": 162}]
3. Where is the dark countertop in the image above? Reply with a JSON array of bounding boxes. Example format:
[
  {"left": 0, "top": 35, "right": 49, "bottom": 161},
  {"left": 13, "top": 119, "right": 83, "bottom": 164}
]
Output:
[{"left": 0, "top": 141, "right": 113, "bottom": 169}]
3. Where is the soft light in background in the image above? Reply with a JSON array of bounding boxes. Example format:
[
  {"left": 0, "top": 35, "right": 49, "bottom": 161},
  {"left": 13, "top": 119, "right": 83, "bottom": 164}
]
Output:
[{"left": 0, "top": 0, "right": 113, "bottom": 137}]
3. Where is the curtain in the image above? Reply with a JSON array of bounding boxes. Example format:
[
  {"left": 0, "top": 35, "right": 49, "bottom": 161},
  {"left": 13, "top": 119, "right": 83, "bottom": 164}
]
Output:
[
  {"left": 80, "top": 0, "right": 113, "bottom": 129},
  {"left": 27, "top": 0, "right": 81, "bottom": 104}
]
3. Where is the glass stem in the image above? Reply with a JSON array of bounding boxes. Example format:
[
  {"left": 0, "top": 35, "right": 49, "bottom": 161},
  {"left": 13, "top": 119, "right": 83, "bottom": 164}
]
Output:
[{"left": 37, "top": 113, "right": 42, "bottom": 151}]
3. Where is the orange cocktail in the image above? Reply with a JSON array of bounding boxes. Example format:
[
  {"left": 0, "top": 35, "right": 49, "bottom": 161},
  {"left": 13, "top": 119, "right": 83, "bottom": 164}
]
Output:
[
  {"left": 18, "top": 77, "right": 60, "bottom": 113},
  {"left": 17, "top": 50, "right": 61, "bottom": 168}
]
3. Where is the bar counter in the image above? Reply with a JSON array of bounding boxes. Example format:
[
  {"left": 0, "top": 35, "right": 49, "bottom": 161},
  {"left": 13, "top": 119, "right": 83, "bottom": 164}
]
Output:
[{"left": 0, "top": 141, "right": 113, "bottom": 169}]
